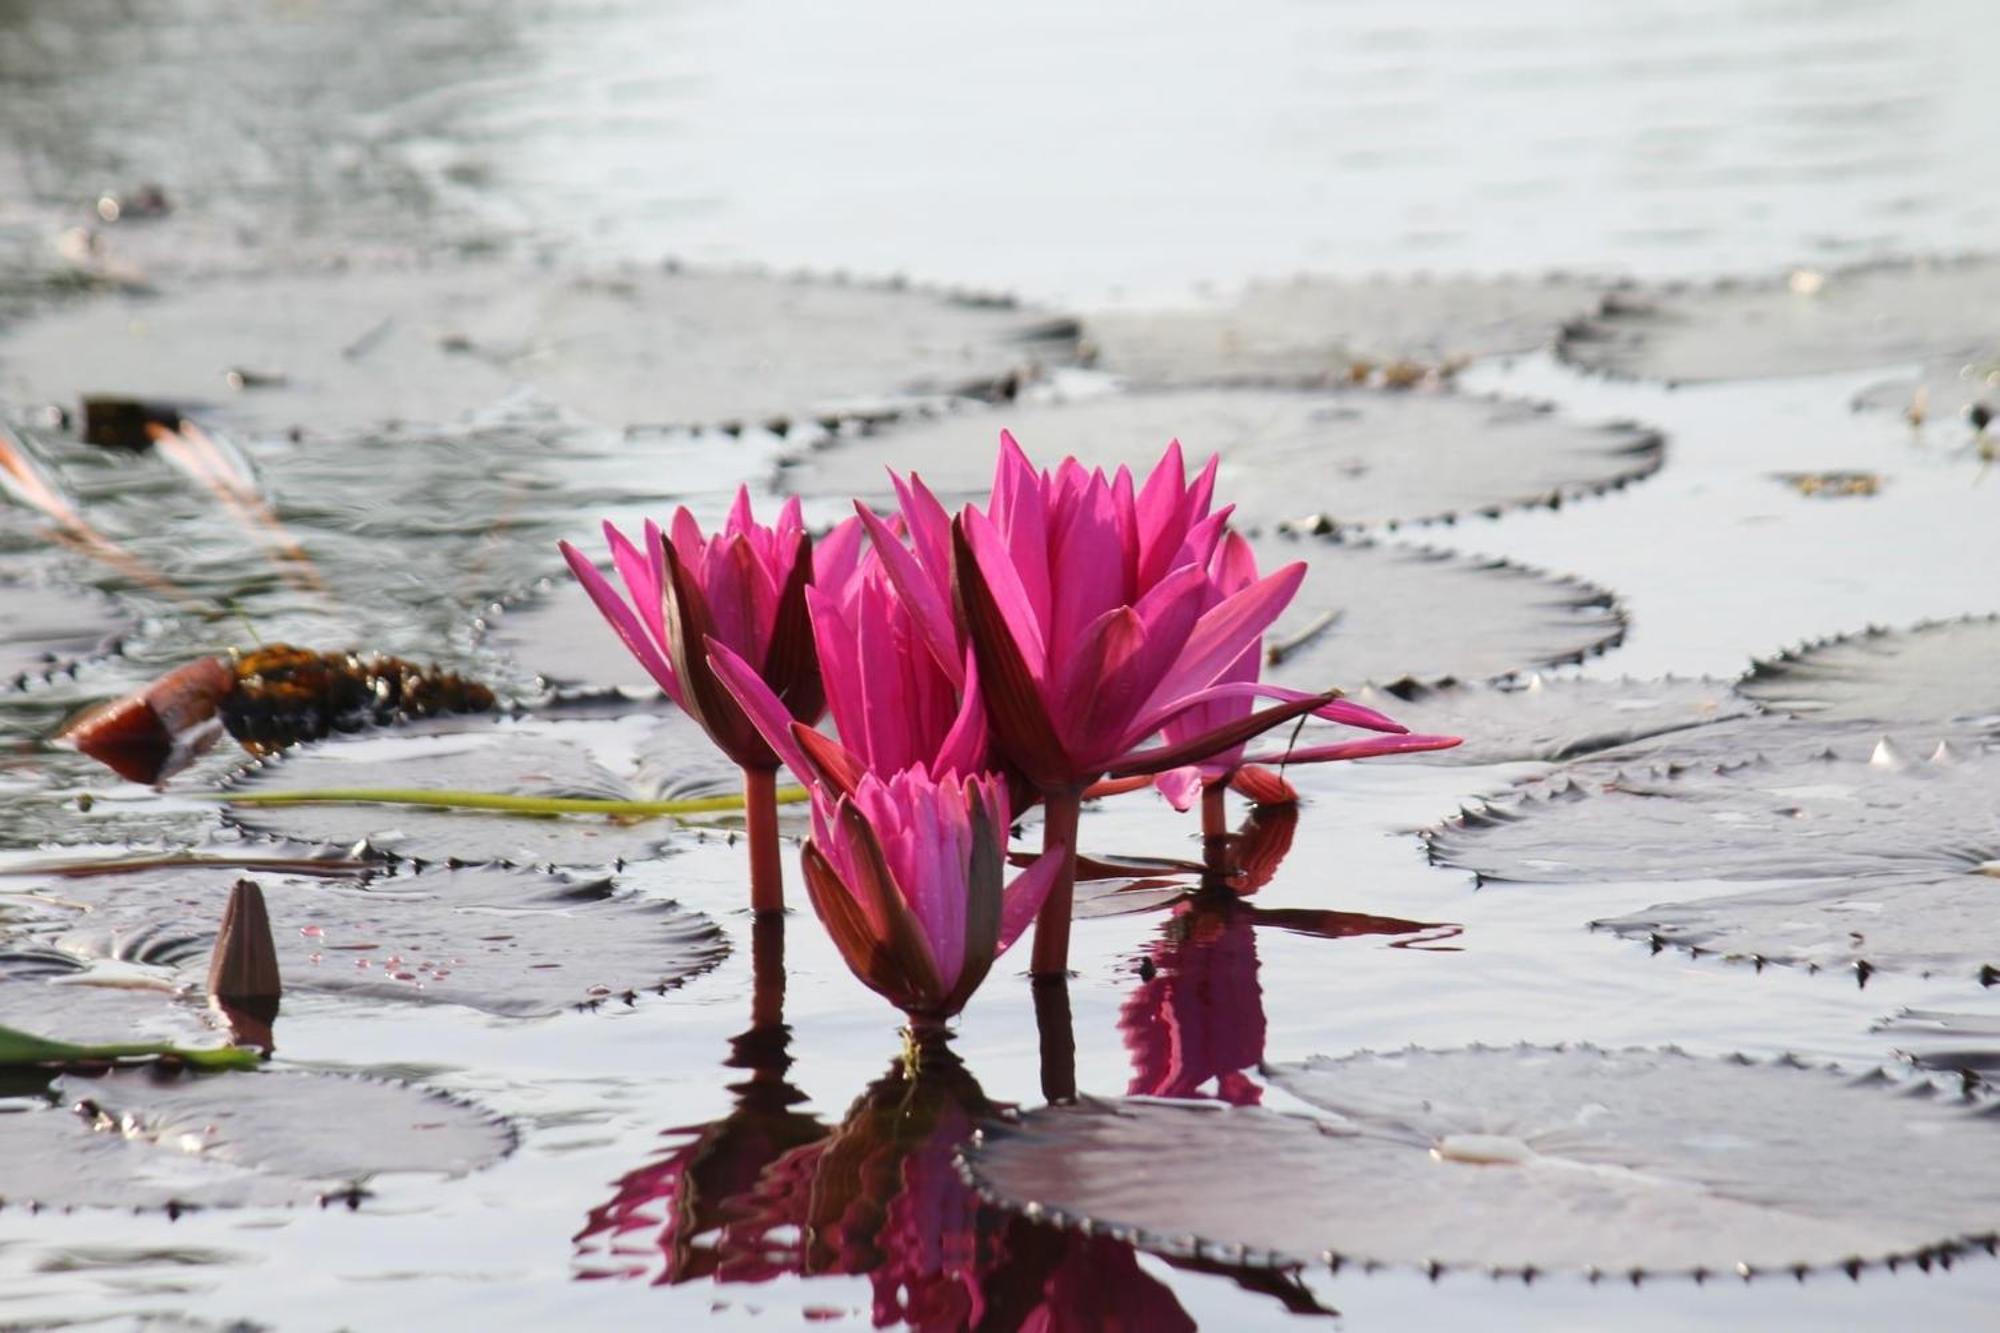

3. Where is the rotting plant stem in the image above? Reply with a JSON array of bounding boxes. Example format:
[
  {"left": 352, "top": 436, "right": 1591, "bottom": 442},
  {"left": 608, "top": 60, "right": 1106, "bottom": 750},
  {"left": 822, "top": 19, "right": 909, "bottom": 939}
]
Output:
[
  {"left": 1030, "top": 787, "right": 1083, "bottom": 978},
  {"left": 744, "top": 764, "right": 784, "bottom": 915}
]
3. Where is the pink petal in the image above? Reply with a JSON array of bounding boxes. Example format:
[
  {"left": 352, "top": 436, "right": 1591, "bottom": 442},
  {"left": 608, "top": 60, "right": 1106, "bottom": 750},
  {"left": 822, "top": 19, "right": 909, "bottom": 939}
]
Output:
[
  {"left": 996, "top": 843, "right": 1068, "bottom": 956},
  {"left": 1153, "top": 765, "right": 1206, "bottom": 812},
  {"left": 559, "top": 540, "right": 682, "bottom": 704},
  {"left": 706, "top": 636, "right": 817, "bottom": 782},
  {"left": 1240, "top": 732, "right": 1463, "bottom": 765},
  {"left": 960, "top": 506, "right": 1049, "bottom": 683},
  {"left": 856, "top": 501, "right": 963, "bottom": 686}
]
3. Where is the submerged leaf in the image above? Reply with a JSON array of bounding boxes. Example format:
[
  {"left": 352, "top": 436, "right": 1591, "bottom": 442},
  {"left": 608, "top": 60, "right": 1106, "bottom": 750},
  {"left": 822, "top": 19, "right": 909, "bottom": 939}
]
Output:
[
  {"left": 0, "top": 1066, "right": 514, "bottom": 1210},
  {"left": 966, "top": 1046, "right": 2000, "bottom": 1277},
  {"left": 784, "top": 387, "right": 1661, "bottom": 531}
]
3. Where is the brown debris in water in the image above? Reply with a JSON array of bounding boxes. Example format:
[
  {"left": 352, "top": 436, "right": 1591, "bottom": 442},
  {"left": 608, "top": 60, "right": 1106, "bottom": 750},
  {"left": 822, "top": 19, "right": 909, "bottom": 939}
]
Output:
[
  {"left": 1776, "top": 471, "right": 1882, "bottom": 499},
  {"left": 61, "top": 645, "right": 497, "bottom": 782}
]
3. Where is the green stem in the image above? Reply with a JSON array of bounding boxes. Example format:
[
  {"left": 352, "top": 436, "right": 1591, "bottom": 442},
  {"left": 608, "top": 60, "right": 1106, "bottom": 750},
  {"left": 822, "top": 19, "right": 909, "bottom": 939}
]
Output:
[{"left": 215, "top": 786, "right": 809, "bottom": 818}]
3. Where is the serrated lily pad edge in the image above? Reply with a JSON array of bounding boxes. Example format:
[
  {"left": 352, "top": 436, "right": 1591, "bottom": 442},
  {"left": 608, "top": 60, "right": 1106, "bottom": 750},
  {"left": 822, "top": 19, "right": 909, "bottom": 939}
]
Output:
[{"left": 955, "top": 1044, "right": 2000, "bottom": 1285}]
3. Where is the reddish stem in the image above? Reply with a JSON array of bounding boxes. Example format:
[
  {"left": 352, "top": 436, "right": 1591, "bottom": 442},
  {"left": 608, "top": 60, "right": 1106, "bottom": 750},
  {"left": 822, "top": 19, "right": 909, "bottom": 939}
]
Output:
[
  {"left": 744, "top": 765, "right": 784, "bottom": 915},
  {"left": 1201, "top": 782, "right": 1229, "bottom": 839},
  {"left": 1030, "top": 787, "right": 1082, "bottom": 978}
]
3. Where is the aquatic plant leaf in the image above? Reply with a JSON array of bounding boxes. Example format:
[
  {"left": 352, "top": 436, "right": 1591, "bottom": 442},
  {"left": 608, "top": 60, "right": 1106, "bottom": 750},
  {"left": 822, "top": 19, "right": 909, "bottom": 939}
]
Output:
[
  {"left": 0, "top": 577, "right": 126, "bottom": 686},
  {"left": 1081, "top": 275, "right": 1609, "bottom": 382},
  {"left": 0, "top": 265, "right": 1076, "bottom": 434},
  {"left": 1854, "top": 359, "right": 1999, "bottom": 428},
  {"left": 784, "top": 388, "right": 1661, "bottom": 531},
  {"left": 1427, "top": 724, "right": 1999, "bottom": 886},
  {"left": 966, "top": 1046, "right": 2000, "bottom": 1276},
  {"left": 0, "top": 1020, "right": 254, "bottom": 1071},
  {"left": 1311, "top": 676, "right": 1752, "bottom": 767},
  {"left": 24, "top": 863, "right": 728, "bottom": 1018},
  {"left": 1873, "top": 1008, "right": 2000, "bottom": 1075},
  {"left": 0, "top": 1066, "right": 514, "bottom": 1210},
  {"left": 477, "top": 574, "right": 668, "bottom": 700},
  {"left": 1558, "top": 259, "right": 2000, "bottom": 383},
  {"left": 221, "top": 714, "right": 740, "bottom": 866},
  {"left": 1257, "top": 538, "right": 1626, "bottom": 687},
  {"left": 1738, "top": 617, "right": 2000, "bottom": 729},
  {"left": 0, "top": 951, "right": 228, "bottom": 1055},
  {"left": 1595, "top": 871, "right": 2000, "bottom": 983}
]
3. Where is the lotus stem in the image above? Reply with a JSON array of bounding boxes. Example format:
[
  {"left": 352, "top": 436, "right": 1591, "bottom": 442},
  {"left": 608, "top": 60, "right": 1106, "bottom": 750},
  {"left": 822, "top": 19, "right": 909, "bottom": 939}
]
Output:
[
  {"left": 1029, "top": 787, "right": 1083, "bottom": 978},
  {"left": 743, "top": 765, "right": 784, "bottom": 914},
  {"left": 1033, "top": 974, "right": 1077, "bottom": 1105},
  {"left": 215, "top": 786, "right": 809, "bottom": 817},
  {"left": 1201, "top": 782, "right": 1229, "bottom": 839}
]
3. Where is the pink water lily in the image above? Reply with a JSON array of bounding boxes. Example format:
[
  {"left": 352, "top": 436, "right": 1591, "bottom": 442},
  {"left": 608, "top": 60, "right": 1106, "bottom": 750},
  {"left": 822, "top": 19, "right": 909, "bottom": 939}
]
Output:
[
  {"left": 801, "top": 767, "right": 1062, "bottom": 1023},
  {"left": 559, "top": 487, "right": 844, "bottom": 911},
  {"left": 708, "top": 495, "right": 987, "bottom": 798},
  {"left": 1152, "top": 527, "right": 1463, "bottom": 829}
]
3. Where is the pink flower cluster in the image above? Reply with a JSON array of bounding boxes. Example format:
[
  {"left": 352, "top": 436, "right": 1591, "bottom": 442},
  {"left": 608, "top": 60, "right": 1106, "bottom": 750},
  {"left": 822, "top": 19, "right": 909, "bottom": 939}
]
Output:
[{"left": 563, "top": 432, "right": 1458, "bottom": 1021}]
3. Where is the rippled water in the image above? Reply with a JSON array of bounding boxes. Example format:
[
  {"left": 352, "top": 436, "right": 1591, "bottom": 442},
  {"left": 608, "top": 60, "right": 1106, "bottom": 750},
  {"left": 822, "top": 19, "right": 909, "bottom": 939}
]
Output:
[{"left": 2, "top": 1, "right": 1999, "bottom": 1329}]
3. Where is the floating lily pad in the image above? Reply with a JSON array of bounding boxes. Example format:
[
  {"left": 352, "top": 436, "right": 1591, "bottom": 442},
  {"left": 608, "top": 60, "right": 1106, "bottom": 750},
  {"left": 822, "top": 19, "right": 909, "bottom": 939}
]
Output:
[
  {"left": 475, "top": 575, "right": 666, "bottom": 700},
  {"left": 1739, "top": 617, "right": 2000, "bottom": 729},
  {"left": 0, "top": 1066, "right": 514, "bottom": 1211},
  {"left": 1319, "top": 676, "right": 1752, "bottom": 767},
  {"left": 965, "top": 1046, "right": 2000, "bottom": 1277},
  {"left": 0, "top": 576, "right": 125, "bottom": 686},
  {"left": 1081, "top": 275, "right": 1608, "bottom": 383},
  {"left": 0, "top": 952, "right": 219, "bottom": 1050},
  {"left": 782, "top": 388, "right": 1662, "bottom": 530},
  {"left": 18, "top": 862, "right": 727, "bottom": 1018},
  {"left": 221, "top": 714, "right": 740, "bottom": 866},
  {"left": 1594, "top": 870, "right": 2000, "bottom": 983},
  {"left": 0, "top": 264, "right": 1076, "bottom": 434},
  {"left": 1426, "top": 725, "right": 1999, "bottom": 886},
  {"left": 1558, "top": 259, "right": 2000, "bottom": 384},
  {"left": 1854, "top": 359, "right": 2000, "bottom": 426},
  {"left": 1259, "top": 539, "right": 1627, "bottom": 688},
  {"left": 1873, "top": 1008, "right": 2000, "bottom": 1075}
]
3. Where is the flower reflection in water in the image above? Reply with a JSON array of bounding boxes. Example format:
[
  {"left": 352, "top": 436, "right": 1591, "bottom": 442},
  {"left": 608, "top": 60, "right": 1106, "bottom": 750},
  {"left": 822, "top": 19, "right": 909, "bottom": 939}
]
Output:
[
  {"left": 573, "top": 915, "right": 1334, "bottom": 1326},
  {"left": 1121, "top": 804, "right": 1462, "bottom": 1106}
]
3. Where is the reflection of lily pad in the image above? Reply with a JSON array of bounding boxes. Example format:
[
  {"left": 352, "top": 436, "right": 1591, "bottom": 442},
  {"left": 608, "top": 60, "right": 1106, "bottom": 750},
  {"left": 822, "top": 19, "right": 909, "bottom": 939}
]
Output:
[
  {"left": 1260, "top": 538, "right": 1626, "bottom": 688},
  {"left": 23, "top": 863, "right": 728, "bottom": 1018},
  {"left": 0, "top": 265, "right": 1077, "bottom": 434},
  {"left": 782, "top": 388, "right": 1662, "bottom": 530},
  {"left": 0, "top": 577, "right": 126, "bottom": 686},
  {"left": 966, "top": 1046, "right": 2000, "bottom": 1277},
  {"left": 1739, "top": 617, "right": 2000, "bottom": 728},
  {"left": 1082, "top": 276, "right": 1607, "bottom": 383},
  {"left": 1558, "top": 260, "right": 2000, "bottom": 383},
  {"left": 222, "top": 714, "right": 739, "bottom": 866},
  {"left": 1321, "top": 676, "right": 1751, "bottom": 767},
  {"left": 0, "top": 1067, "right": 514, "bottom": 1211}
]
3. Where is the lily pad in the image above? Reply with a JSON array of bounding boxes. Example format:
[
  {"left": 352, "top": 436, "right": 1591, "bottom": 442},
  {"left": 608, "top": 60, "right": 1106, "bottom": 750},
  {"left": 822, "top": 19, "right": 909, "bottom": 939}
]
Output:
[
  {"left": 1259, "top": 538, "right": 1627, "bottom": 688},
  {"left": 1319, "top": 676, "right": 1753, "bottom": 767},
  {"left": 0, "top": 952, "right": 220, "bottom": 1051},
  {"left": 0, "top": 263, "right": 1077, "bottom": 434},
  {"left": 1081, "top": 275, "right": 1608, "bottom": 383},
  {"left": 17, "top": 863, "right": 727, "bottom": 1018},
  {"left": 1558, "top": 259, "right": 2000, "bottom": 384},
  {"left": 475, "top": 575, "right": 666, "bottom": 701},
  {"left": 965, "top": 1046, "right": 2000, "bottom": 1277},
  {"left": 0, "top": 1066, "right": 514, "bottom": 1211},
  {"left": 1873, "top": 1008, "right": 2000, "bottom": 1075},
  {"left": 1594, "top": 870, "right": 2000, "bottom": 984},
  {"left": 0, "top": 576, "right": 125, "bottom": 686},
  {"left": 1426, "top": 724, "right": 2000, "bottom": 887},
  {"left": 781, "top": 388, "right": 1662, "bottom": 531},
  {"left": 1738, "top": 617, "right": 2000, "bottom": 729},
  {"left": 220, "top": 714, "right": 741, "bottom": 866}
]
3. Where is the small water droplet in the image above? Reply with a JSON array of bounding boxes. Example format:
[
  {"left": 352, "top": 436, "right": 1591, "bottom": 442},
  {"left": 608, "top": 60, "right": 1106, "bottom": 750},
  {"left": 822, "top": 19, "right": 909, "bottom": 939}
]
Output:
[
  {"left": 307, "top": 952, "right": 323, "bottom": 964},
  {"left": 299, "top": 924, "right": 324, "bottom": 938},
  {"left": 392, "top": 971, "right": 416, "bottom": 982},
  {"left": 356, "top": 958, "right": 371, "bottom": 969}
]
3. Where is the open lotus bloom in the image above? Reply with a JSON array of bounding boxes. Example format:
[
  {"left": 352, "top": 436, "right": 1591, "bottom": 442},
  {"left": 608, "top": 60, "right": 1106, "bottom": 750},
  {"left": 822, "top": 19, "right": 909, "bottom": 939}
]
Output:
[
  {"left": 801, "top": 767, "right": 1063, "bottom": 1023},
  {"left": 1151, "top": 529, "right": 1462, "bottom": 814}
]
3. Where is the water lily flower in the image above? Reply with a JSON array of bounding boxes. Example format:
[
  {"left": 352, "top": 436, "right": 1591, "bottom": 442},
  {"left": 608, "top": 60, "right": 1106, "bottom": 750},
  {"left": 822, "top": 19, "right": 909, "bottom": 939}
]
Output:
[
  {"left": 560, "top": 488, "right": 838, "bottom": 912},
  {"left": 948, "top": 433, "right": 1378, "bottom": 974},
  {"left": 708, "top": 503, "right": 987, "bottom": 797},
  {"left": 1153, "top": 528, "right": 1463, "bottom": 832},
  {"left": 801, "top": 766, "right": 1062, "bottom": 1024}
]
